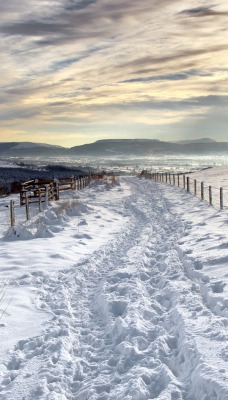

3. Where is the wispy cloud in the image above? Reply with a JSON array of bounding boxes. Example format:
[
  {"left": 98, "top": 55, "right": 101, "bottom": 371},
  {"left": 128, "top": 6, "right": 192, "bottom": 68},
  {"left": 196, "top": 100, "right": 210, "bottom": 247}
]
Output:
[
  {"left": 179, "top": 6, "right": 228, "bottom": 17},
  {"left": 0, "top": 0, "right": 227, "bottom": 145}
]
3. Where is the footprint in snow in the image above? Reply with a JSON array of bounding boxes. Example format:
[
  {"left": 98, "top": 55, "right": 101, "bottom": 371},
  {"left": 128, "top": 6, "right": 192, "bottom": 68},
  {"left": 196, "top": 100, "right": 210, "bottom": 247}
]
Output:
[{"left": 73, "top": 233, "right": 92, "bottom": 239}]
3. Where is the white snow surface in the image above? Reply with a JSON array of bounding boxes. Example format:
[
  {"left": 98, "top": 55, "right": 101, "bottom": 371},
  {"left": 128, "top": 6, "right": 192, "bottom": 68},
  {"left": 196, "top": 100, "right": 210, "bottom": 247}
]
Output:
[{"left": 0, "top": 175, "right": 227, "bottom": 400}]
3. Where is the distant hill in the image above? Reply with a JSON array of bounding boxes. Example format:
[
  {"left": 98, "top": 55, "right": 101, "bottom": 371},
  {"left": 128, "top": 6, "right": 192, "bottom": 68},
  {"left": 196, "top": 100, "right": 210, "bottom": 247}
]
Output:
[
  {"left": 68, "top": 139, "right": 228, "bottom": 156},
  {"left": 0, "top": 139, "right": 228, "bottom": 158},
  {"left": 0, "top": 142, "right": 66, "bottom": 156},
  {"left": 173, "top": 138, "right": 217, "bottom": 144},
  {"left": 67, "top": 139, "right": 179, "bottom": 156}
]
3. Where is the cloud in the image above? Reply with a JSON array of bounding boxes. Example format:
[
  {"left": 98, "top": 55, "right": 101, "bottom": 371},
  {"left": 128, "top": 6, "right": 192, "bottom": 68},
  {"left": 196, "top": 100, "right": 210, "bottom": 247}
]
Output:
[
  {"left": 0, "top": 0, "right": 227, "bottom": 144},
  {"left": 122, "top": 72, "right": 195, "bottom": 83},
  {"left": 179, "top": 6, "right": 228, "bottom": 17},
  {"left": 119, "top": 46, "right": 228, "bottom": 76},
  {"left": 64, "top": 0, "right": 97, "bottom": 11}
]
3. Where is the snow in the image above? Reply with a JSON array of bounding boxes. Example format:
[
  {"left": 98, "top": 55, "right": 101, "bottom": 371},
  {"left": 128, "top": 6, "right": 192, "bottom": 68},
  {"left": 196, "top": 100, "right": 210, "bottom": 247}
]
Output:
[{"left": 0, "top": 172, "right": 227, "bottom": 399}]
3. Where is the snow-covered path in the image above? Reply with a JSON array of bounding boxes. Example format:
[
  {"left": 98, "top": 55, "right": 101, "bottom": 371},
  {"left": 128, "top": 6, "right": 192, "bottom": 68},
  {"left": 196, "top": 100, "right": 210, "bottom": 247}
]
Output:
[{"left": 0, "top": 177, "right": 227, "bottom": 399}]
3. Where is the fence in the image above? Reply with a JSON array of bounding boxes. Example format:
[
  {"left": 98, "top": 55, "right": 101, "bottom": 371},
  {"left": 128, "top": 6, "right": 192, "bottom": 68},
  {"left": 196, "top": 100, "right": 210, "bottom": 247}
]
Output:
[
  {"left": 8, "top": 173, "right": 105, "bottom": 228},
  {"left": 141, "top": 171, "right": 226, "bottom": 210}
]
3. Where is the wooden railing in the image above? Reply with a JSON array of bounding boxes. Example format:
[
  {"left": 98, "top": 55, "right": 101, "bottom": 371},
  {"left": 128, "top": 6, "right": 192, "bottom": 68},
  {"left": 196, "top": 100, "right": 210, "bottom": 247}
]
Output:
[
  {"left": 20, "top": 176, "right": 87, "bottom": 206},
  {"left": 8, "top": 173, "right": 105, "bottom": 227}
]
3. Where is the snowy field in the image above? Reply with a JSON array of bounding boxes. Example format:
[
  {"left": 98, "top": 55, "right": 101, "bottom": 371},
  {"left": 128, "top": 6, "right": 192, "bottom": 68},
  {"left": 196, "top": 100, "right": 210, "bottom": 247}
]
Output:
[{"left": 0, "top": 171, "right": 228, "bottom": 399}]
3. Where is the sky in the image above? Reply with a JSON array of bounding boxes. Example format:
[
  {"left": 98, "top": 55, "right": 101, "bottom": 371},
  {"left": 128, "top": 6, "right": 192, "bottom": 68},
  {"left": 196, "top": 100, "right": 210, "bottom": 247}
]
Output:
[{"left": 0, "top": 0, "right": 228, "bottom": 147}]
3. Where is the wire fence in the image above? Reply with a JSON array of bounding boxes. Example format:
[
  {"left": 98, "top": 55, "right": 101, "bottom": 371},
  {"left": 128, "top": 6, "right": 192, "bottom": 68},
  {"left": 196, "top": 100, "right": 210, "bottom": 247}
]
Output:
[{"left": 141, "top": 171, "right": 227, "bottom": 210}]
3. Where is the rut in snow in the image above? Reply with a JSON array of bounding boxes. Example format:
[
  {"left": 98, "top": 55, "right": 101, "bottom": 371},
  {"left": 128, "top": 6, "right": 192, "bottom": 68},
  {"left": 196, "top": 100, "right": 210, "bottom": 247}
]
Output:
[{"left": 0, "top": 177, "right": 227, "bottom": 400}]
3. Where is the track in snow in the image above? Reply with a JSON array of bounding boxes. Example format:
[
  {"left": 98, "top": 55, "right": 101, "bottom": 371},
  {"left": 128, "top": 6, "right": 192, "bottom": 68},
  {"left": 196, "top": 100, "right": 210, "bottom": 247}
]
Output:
[{"left": 0, "top": 177, "right": 227, "bottom": 400}]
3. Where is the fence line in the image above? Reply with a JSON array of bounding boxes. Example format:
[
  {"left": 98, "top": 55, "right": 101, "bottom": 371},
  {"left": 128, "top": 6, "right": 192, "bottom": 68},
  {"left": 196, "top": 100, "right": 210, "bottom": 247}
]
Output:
[
  {"left": 8, "top": 173, "right": 105, "bottom": 227},
  {"left": 140, "top": 171, "right": 225, "bottom": 210}
]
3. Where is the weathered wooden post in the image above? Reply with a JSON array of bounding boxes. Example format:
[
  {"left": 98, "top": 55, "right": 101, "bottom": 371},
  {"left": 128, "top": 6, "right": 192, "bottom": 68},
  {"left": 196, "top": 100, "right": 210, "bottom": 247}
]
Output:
[
  {"left": 25, "top": 192, "right": 30, "bottom": 220},
  {"left": 54, "top": 179, "right": 59, "bottom": 200},
  {"left": 45, "top": 184, "right": 49, "bottom": 205},
  {"left": 183, "top": 175, "right": 186, "bottom": 189},
  {"left": 49, "top": 182, "right": 54, "bottom": 201},
  {"left": 177, "top": 175, "right": 180, "bottom": 187},
  {"left": 38, "top": 189, "right": 42, "bottom": 212},
  {"left": 209, "top": 185, "right": 212, "bottom": 206},
  {"left": 10, "top": 200, "right": 15, "bottom": 227},
  {"left": 201, "top": 182, "right": 204, "bottom": 200},
  {"left": 71, "top": 176, "right": 74, "bottom": 190},
  {"left": 165, "top": 173, "right": 168, "bottom": 183},
  {"left": 173, "top": 174, "right": 175, "bottom": 186},
  {"left": 194, "top": 179, "right": 197, "bottom": 196},
  {"left": 168, "top": 173, "right": 171, "bottom": 184},
  {"left": 187, "top": 177, "right": 190, "bottom": 192},
  {"left": 220, "top": 187, "right": 223, "bottom": 210},
  {"left": 20, "top": 185, "right": 26, "bottom": 206}
]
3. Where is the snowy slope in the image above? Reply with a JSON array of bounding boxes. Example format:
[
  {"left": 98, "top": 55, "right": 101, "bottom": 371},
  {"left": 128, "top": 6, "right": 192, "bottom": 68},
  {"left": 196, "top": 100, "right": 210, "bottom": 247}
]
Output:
[{"left": 0, "top": 175, "right": 227, "bottom": 399}]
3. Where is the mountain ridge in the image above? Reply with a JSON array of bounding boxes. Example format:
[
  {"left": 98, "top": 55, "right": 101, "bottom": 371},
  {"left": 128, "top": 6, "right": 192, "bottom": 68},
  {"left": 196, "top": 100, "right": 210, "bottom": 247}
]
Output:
[{"left": 0, "top": 138, "right": 227, "bottom": 157}]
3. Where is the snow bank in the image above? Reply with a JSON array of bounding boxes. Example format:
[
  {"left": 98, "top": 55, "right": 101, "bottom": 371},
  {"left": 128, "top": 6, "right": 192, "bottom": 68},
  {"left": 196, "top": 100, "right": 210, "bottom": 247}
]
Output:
[
  {"left": 3, "top": 198, "right": 91, "bottom": 240},
  {"left": 0, "top": 174, "right": 227, "bottom": 399}
]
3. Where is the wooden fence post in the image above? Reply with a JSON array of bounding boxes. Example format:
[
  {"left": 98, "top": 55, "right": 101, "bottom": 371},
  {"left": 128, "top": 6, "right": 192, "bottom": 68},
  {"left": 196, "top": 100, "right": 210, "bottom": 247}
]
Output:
[
  {"left": 38, "top": 189, "right": 42, "bottom": 212},
  {"left": 173, "top": 174, "right": 175, "bottom": 186},
  {"left": 186, "top": 177, "right": 190, "bottom": 192},
  {"left": 54, "top": 179, "right": 59, "bottom": 200},
  {"left": 201, "top": 182, "right": 204, "bottom": 200},
  {"left": 71, "top": 176, "right": 74, "bottom": 190},
  {"left": 10, "top": 200, "right": 15, "bottom": 227},
  {"left": 177, "top": 175, "right": 180, "bottom": 187},
  {"left": 183, "top": 175, "right": 186, "bottom": 189},
  {"left": 209, "top": 186, "right": 212, "bottom": 206},
  {"left": 49, "top": 183, "right": 54, "bottom": 201},
  {"left": 25, "top": 192, "right": 30, "bottom": 220},
  {"left": 220, "top": 187, "right": 223, "bottom": 210},
  {"left": 45, "top": 184, "right": 49, "bottom": 205},
  {"left": 194, "top": 179, "right": 197, "bottom": 196}
]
